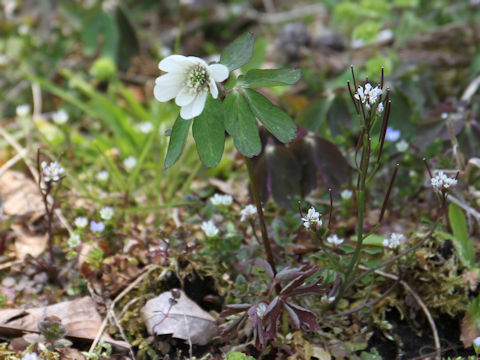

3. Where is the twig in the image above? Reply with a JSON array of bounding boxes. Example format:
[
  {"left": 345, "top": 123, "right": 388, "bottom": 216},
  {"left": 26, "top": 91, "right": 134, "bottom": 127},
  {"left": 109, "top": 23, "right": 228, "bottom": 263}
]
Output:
[
  {"left": 358, "top": 265, "right": 441, "bottom": 360},
  {"left": 108, "top": 307, "right": 137, "bottom": 360},
  {"left": 0, "top": 151, "right": 26, "bottom": 178},
  {"left": 88, "top": 265, "right": 160, "bottom": 354},
  {"left": 447, "top": 194, "right": 480, "bottom": 223}
]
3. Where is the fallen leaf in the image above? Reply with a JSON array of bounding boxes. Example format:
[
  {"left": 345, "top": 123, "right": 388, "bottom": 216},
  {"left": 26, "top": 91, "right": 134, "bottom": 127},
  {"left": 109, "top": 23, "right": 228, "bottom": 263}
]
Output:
[
  {"left": 0, "top": 297, "right": 130, "bottom": 352},
  {"left": 11, "top": 224, "right": 48, "bottom": 260},
  {"left": 0, "top": 170, "right": 44, "bottom": 220},
  {"left": 0, "top": 170, "right": 48, "bottom": 259},
  {"left": 141, "top": 289, "right": 217, "bottom": 346},
  {"left": 460, "top": 313, "right": 480, "bottom": 348}
]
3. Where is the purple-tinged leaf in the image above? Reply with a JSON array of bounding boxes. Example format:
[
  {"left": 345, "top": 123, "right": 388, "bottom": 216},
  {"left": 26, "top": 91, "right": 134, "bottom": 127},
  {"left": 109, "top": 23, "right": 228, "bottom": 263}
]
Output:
[
  {"left": 284, "top": 302, "right": 301, "bottom": 329},
  {"left": 220, "top": 303, "right": 251, "bottom": 317},
  {"left": 263, "top": 297, "right": 283, "bottom": 339},
  {"left": 285, "top": 302, "right": 318, "bottom": 331},
  {"left": 259, "top": 259, "right": 274, "bottom": 280},
  {"left": 286, "top": 280, "right": 328, "bottom": 298},
  {"left": 280, "top": 265, "right": 320, "bottom": 295},
  {"left": 275, "top": 266, "right": 304, "bottom": 283},
  {"left": 220, "top": 313, "right": 247, "bottom": 336}
]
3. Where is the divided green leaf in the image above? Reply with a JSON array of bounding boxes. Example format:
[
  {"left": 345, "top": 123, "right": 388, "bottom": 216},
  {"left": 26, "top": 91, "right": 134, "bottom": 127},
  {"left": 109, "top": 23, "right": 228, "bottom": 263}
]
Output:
[
  {"left": 240, "top": 68, "right": 301, "bottom": 88},
  {"left": 224, "top": 91, "right": 261, "bottom": 157},
  {"left": 220, "top": 33, "right": 255, "bottom": 72},
  {"left": 243, "top": 88, "right": 296, "bottom": 144},
  {"left": 164, "top": 116, "right": 192, "bottom": 169},
  {"left": 192, "top": 96, "right": 225, "bottom": 167}
]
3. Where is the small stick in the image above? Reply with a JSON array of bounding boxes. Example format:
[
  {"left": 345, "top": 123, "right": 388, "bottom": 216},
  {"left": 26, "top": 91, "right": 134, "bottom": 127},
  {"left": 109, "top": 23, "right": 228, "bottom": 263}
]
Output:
[
  {"left": 88, "top": 265, "right": 159, "bottom": 353},
  {"left": 328, "top": 188, "right": 333, "bottom": 229},
  {"left": 358, "top": 265, "right": 441, "bottom": 360}
]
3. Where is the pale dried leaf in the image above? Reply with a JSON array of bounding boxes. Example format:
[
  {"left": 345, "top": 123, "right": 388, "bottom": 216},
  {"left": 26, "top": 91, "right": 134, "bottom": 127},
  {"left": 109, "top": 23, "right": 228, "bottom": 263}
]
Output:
[
  {"left": 460, "top": 313, "right": 480, "bottom": 348},
  {"left": 0, "top": 170, "right": 44, "bottom": 220},
  {"left": 0, "top": 297, "right": 130, "bottom": 351},
  {"left": 141, "top": 289, "right": 217, "bottom": 346},
  {"left": 11, "top": 224, "right": 48, "bottom": 259},
  {"left": 462, "top": 269, "right": 479, "bottom": 292}
]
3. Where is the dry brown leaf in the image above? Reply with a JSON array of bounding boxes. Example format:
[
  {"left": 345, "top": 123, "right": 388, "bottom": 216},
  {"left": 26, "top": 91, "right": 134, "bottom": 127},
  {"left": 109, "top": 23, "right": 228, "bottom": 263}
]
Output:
[
  {"left": 462, "top": 269, "right": 479, "bottom": 292},
  {"left": 0, "top": 170, "right": 44, "bottom": 220},
  {"left": 141, "top": 289, "right": 217, "bottom": 346},
  {"left": 460, "top": 313, "right": 480, "bottom": 348},
  {"left": 11, "top": 224, "right": 48, "bottom": 259},
  {"left": 0, "top": 297, "right": 130, "bottom": 351}
]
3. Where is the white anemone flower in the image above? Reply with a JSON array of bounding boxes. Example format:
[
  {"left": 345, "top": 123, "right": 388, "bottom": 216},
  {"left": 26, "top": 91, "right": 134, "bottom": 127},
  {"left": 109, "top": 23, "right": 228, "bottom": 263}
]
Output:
[{"left": 153, "top": 55, "right": 229, "bottom": 119}]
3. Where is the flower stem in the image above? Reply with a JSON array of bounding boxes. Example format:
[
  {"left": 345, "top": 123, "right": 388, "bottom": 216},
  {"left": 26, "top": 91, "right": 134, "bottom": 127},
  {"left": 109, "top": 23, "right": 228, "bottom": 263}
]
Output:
[
  {"left": 244, "top": 157, "right": 279, "bottom": 283},
  {"left": 335, "top": 129, "right": 370, "bottom": 302}
]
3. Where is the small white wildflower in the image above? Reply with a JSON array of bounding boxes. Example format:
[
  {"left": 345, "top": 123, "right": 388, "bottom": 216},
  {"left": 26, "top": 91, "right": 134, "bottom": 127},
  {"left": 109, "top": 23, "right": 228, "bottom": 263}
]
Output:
[
  {"left": 41, "top": 161, "right": 65, "bottom": 184},
  {"left": 354, "top": 83, "right": 383, "bottom": 110},
  {"left": 256, "top": 302, "right": 267, "bottom": 319},
  {"left": 430, "top": 171, "right": 458, "bottom": 193},
  {"left": 21, "top": 353, "right": 39, "bottom": 360},
  {"left": 74, "top": 217, "right": 88, "bottom": 228},
  {"left": 153, "top": 55, "right": 229, "bottom": 119},
  {"left": 383, "top": 233, "right": 404, "bottom": 249},
  {"left": 16, "top": 104, "right": 31, "bottom": 117},
  {"left": 96, "top": 170, "right": 109, "bottom": 182},
  {"left": 340, "top": 189, "right": 353, "bottom": 200},
  {"left": 441, "top": 112, "right": 449, "bottom": 120},
  {"left": 396, "top": 139, "right": 409, "bottom": 152},
  {"left": 376, "top": 102, "right": 384, "bottom": 115},
  {"left": 327, "top": 234, "right": 344, "bottom": 246},
  {"left": 68, "top": 233, "right": 82, "bottom": 248},
  {"left": 123, "top": 156, "right": 137, "bottom": 172},
  {"left": 100, "top": 206, "right": 114, "bottom": 221},
  {"left": 137, "top": 121, "right": 154, "bottom": 134},
  {"left": 201, "top": 220, "right": 219, "bottom": 238},
  {"left": 52, "top": 109, "right": 69, "bottom": 124},
  {"left": 240, "top": 204, "right": 257, "bottom": 222},
  {"left": 209, "top": 193, "right": 233, "bottom": 206},
  {"left": 321, "top": 295, "right": 336, "bottom": 303},
  {"left": 301, "top": 207, "right": 322, "bottom": 229}
]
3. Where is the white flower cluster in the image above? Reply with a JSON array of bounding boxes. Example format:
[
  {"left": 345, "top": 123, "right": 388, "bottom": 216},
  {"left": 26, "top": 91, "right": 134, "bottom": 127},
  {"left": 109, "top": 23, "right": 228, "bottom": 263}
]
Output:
[
  {"left": 210, "top": 193, "right": 233, "bottom": 206},
  {"left": 354, "top": 83, "right": 383, "bottom": 110},
  {"left": 41, "top": 161, "right": 65, "bottom": 184},
  {"left": 240, "top": 204, "right": 257, "bottom": 222},
  {"left": 153, "top": 55, "right": 229, "bottom": 119},
  {"left": 74, "top": 216, "right": 88, "bottom": 228},
  {"left": 16, "top": 104, "right": 31, "bottom": 117},
  {"left": 201, "top": 220, "right": 219, "bottom": 238},
  {"left": 302, "top": 207, "right": 322, "bottom": 229},
  {"left": 327, "top": 234, "right": 344, "bottom": 246},
  {"left": 431, "top": 171, "right": 458, "bottom": 192},
  {"left": 383, "top": 233, "right": 404, "bottom": 249}
]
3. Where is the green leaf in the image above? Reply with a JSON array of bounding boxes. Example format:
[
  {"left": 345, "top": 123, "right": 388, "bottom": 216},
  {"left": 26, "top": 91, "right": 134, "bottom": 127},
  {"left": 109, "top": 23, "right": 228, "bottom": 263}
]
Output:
[
  {"left": 448, "top": 203, "right": 475, "bottom": 267},
  {"left": 224, "top": 91, "right": 261, "bottom": 157},
  {"left": 243, "top": 88, "right": 296, "bottom": 144},
  {"left": 192, "top": 96, "right": 225, "bottom": 167},
  {"left": 241, "top": 36, "right": 268, "bottom": 73},
  {"left": 220, "top": 33, "right": 255, "bottom": 72},
  {"left": 164, "top": 115, "right": 192, "bottom": 169},
  {"left": 239, "top": 68, "right": 301, "bottom": 88}
]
